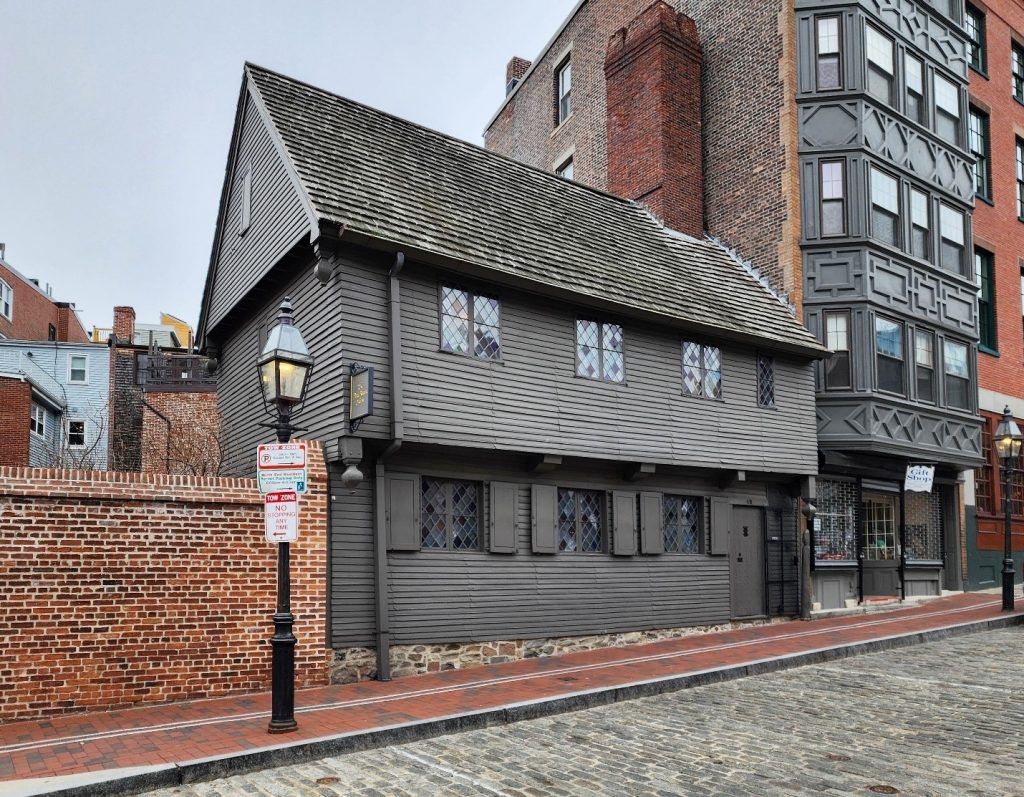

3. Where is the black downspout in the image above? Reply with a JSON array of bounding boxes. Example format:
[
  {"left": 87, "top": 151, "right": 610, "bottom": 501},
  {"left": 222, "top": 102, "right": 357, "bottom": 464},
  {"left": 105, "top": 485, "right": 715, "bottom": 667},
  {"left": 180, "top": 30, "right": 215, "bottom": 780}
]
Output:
[
  {"left": 898, "top": 485, "right": 907, "bottom": 602},
  {"left": 374, "top": 252, "right": 405, "bottom": 681},
  {"left": 856, "top": 477, "right": 865, "bottom": 604}
]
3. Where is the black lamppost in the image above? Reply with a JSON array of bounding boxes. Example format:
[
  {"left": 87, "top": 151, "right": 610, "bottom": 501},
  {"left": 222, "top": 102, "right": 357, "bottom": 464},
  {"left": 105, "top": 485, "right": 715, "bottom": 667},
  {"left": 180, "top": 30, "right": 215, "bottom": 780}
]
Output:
[
  {"left": 994, "top": 406, "right": 1022, "bottom": 612},
  {"left": 258, "top": 298, "right": 314, "bottom": 733}
]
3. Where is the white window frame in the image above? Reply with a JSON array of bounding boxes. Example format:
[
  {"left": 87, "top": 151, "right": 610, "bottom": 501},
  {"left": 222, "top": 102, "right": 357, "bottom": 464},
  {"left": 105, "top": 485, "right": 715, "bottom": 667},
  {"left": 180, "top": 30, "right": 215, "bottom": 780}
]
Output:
[
  {"left": 556, "top": 57, "right": 572, "bottom": 125},
  {"left": 30, "top": 404, "right": 46, "bottom": 438},
  {"left": 68, "top": 353, "right": 89, "bottom": 384},
  {"left": 556, "top": 157, "right": 574, "bottom": 180},
  {"left": 66, "top": 418, "right": 86, "bottom": 449},
  {"left": 0, "top": 278, "right": 11, "bottom": 321}
]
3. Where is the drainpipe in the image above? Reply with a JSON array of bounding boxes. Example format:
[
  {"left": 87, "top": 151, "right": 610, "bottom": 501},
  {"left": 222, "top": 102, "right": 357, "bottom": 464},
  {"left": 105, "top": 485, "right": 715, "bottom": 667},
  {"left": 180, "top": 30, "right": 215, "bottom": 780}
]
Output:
[{"left": 374, "top": 252, "right": 405, "bottom": 681}]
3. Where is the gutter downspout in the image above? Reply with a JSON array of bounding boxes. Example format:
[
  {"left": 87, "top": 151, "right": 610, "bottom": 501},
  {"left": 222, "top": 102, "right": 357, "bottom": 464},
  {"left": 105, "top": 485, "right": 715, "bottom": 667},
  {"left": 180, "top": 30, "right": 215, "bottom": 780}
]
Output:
[{"left": 374, "top": 252, "right": 405, "bottom": 681}]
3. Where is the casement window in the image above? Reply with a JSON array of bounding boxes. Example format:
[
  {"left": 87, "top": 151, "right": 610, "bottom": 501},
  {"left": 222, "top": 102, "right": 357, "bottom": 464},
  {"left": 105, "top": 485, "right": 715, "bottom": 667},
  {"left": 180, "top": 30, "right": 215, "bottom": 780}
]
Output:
[
  {"left": 934, "top": 74, "right": 961, "bottom": 146},
  {"left": 420, "top": 477, "right": 481, "bottom": 550},
  {"left": 663, "top": 495, "right": 702, "bottom": 554},
  {"left": 0, "top": 278, "right": 11, "bottom": 321},
  {"left": 875, "top": 316, "right": 905, "bottom": 395},
  {"left": 557, "top": 487, "right": 603, "bottom": 553},
  {"left": 1013, "top": 43, "right": 1024, "bottom": 103},
  {"left": 966, "top": 4, "right": 986, "bottom": 73},
  {"left": 969, "top": 109, "right": 991, "bottom": 201},
  {"left": 576, "top": 319, "right": 624, "bottom": 382},
  {"left": 67, "top": 419, "right": 86, "bottom": 448},
  {"left": 869, "top": 166, "right": 900, "bottom": 246},
  {"left": 823, "top": 310, "right": 852, "bottom": 390},
  {"left": 943, "top": 339, "right": 971, "bottom": 410},
  {"left": 440, "top": 286, "right": 501, "bottom": 360},
  {"left": 816, "top": 16, "right": 842, "bottom": 90},
  {"left": 1016, "top": 138, "right": 1024, "bottom": 220},
  {"left": 865, "top": 26, "right": 895, "bottom": 106},
  {"left": 556, "top": 57, "right": 572, "bottom": 125},
  {"left": 30, "top": 404, "right": 45, "bottom": 438},
  {"left": 757, "top": 355, "right": 775, "bottom": 408},
  {"left": 938, "top": 205, "right": 966, "bottom": 274},
  {"left": 556, "top": 157, "right": 574, "bottom": 180},
  {"left": 915, "top": 329, "right": 935, "bottom": 403},
  {"left": 976, "top": 249, "right": 997, "bottom": 352},
  {"left": 68, "top": 354, "right": 88, "bottom": 384},
  {"left": 681, "top": 341, "right": 722, "bottom": 399},
  {"left": 905, "top": 54, "right": 926, "bottom": 125},
  {"left": 820, "top": 160, "right": 846, "bottom": 236},
  {"left": 239, "top": 166, "right": 252, "bottom": 235},
  {"left": 910, "top": 188, "right": 930, "bottom": 260}
]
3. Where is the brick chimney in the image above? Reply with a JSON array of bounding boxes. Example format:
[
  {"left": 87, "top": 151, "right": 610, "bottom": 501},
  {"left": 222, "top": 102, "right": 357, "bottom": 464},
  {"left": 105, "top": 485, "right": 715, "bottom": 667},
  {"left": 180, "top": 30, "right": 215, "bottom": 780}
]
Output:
[
  {"left": 113, "top": 306, "right": 136, "bottom": 343},
  {"left": 505, "top": 56, "right": 532, "bottom": 95},
  {"left": 55, "top": 304, "right": 73, "bottom": 342},
  {"left": 605, "top": 2, "right": 703, "bottom": 238}
]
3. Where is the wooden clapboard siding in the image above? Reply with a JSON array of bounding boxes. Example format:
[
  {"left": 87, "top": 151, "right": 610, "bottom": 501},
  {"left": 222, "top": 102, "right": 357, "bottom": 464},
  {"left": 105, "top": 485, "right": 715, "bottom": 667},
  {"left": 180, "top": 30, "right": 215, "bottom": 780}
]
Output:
[{"left": 328, "top": 463, "right": 377, "bottom": 646}]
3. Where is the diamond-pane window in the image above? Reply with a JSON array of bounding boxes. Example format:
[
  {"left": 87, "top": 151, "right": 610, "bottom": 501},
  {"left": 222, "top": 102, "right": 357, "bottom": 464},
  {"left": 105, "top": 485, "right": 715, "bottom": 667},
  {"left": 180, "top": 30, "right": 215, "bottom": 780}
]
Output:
[
  {"left": 420, "top": 477, "right": 480, "bottom": 551},
  {"left": 576, "top": 320, "right": 625, "bottom": 383},
  {"left": 757, "top": 355, "right": 775, "bottom": 408},
  {"left": 664, "top": 496, "right": 702, "bottom": 553},
  {"left": 440, "top": 286, "right": 500, "bottom": 360},
  {"left": 681, "top": 342, "right": 722, "bottom": 399},
  {"left": 557, "top": 488, "right": 604, "bottom": 554}
]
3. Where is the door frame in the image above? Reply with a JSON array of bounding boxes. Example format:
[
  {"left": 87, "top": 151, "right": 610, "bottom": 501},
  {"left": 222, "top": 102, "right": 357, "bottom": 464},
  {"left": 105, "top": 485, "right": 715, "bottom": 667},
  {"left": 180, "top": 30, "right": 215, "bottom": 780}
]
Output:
[
  {"left": 729, "top": 502, "right": 768, "bottom": 619},
  {"left": 859, "top": 481, "right": 904, "bottom": 600}
]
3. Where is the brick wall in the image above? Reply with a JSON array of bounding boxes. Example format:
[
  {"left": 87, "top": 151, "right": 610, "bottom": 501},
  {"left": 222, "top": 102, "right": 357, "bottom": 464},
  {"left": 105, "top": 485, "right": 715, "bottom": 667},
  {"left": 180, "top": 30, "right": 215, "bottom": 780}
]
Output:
[
  {"left": 0, "top": 262, "right": 89, "bottom": 343},
  {"left": 0, "top": 441, "right": 329, "bottom": 723},
  {"left": 142, "top": 390, "right": 222, "bottom": 475},
  {"left": 0, "top": 378, "right": 31, "bottom": 466},
  {"left": 110, "top": 348, "right": 142, "bottom": 470}
]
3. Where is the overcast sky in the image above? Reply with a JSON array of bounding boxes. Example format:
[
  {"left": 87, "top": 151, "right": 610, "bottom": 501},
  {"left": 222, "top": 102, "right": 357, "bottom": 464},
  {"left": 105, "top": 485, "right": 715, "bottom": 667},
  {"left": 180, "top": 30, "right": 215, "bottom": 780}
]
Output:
[{"left": 0, "top": 0, "right": 574, "bottom": 335}]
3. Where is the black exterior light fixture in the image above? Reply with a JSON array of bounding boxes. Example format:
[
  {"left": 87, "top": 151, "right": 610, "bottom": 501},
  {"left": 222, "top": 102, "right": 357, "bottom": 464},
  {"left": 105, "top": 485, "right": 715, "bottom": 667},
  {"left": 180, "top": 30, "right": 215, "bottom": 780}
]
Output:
[
  {"left": 257, "top": 297, "right": 314, "bottom": 734},
  {"left": 994, "top": 406, "right": 1023, "bottom": 612}
]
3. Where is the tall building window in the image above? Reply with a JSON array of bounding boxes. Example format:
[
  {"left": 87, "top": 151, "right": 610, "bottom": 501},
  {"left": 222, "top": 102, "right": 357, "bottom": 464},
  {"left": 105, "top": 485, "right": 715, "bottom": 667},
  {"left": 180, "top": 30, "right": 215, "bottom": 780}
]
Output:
[
  {"left": 934, "top": 75, "right": 961, "bottom": 146},
  {"left": 1013, "top": 43, "right": 1024, "bottom": 103},
  {"left": 440, "top": 286, "right": 501, "bottom": 360},
  {"left": 969, "top": 108, "right": 991, "bottom": 200},
  {"left": 824, "top": 310, "right": 852, "bottom": 390},
  {"left": 869, "top": 166, "right": 900, "bottom": 246},
  {"left": 556, "top": 57, "right": 572, "bottom": 125},
  {"left": 905, "top": 54, "right": 926, "bottom": 125},
  {"left": 681, "top": 341, "right": 722, "bottom": 399},
  {"left": 820, "top": 160, "right": 846, "bottom": 236},
  {"left": 576, "top": 320, "right": 624, "bottom": 383},
  {"left": 865, "top": 26, "right": 895, "bottom": 105},
  {"left": 965, "top": 4, "right": 986, "bottom": 73},
  {"left": 915, "top": 329, "right": 935, "bottom": 403},
  {"left": 1016, "top": 138, "right": 1024, "bottom": 220},
  {"left": 816, "top": 16, "right": 842, "bottom": 90},
  {"left": 939, "top": 205, "right": 966, "bottom": 275},
  {"left": 0, "top": 279, "right": 11, "bottom": 321},
  {"left": 976, "top": 248, "right": 997, "bottom": 352},
  {"left": 875, "top": 316, "right": 905, "bottom": 395},
  {"left": 910, "top": 188, "right": 930, "bottom": 260},
  {"left": 943, "top": 339, "right": 970, "bottom": 410}
]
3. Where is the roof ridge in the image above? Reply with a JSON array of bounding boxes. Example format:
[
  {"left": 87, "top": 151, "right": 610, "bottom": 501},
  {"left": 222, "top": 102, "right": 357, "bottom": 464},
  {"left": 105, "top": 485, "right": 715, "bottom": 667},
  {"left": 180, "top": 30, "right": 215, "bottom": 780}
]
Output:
[{"left": 701, "top": 235, "right": 795, "bottom": 316}]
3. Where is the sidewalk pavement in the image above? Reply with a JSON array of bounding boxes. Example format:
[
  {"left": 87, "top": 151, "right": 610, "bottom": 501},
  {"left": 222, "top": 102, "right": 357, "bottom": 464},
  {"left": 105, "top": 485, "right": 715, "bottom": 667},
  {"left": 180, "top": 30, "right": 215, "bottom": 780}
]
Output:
[{"left": 2, "top": 591, "right": 1021, "bottom": 797}]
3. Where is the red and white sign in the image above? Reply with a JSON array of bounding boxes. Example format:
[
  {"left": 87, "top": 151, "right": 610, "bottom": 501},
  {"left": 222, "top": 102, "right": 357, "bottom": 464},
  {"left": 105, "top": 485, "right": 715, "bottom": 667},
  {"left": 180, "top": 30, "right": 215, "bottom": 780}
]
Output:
[
  {"left": 257, "top": 442, "right": 307, "bottom": 470},
  {"left": 265, "top": 491, "right": 299, "bottom": 543}
]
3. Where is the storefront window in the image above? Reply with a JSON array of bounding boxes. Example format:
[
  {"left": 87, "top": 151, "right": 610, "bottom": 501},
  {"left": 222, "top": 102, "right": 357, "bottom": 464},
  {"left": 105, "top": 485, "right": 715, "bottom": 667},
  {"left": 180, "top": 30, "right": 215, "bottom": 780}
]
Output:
[
  {"left": 815, "top": 479, "right": 857, "bottom": 561},
  {"left": 904, "top": 491, "right": 943, "bottom": 562}
]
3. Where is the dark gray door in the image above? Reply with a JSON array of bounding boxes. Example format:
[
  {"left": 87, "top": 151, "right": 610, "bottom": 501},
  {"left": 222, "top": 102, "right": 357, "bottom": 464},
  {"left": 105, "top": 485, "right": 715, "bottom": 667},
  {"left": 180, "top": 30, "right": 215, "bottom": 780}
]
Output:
[
  {"left": 730, "top": 505, "right": 766, "bottom": 618},
  {"left": 861, "top": 491, "right": 901, "bottom": 597}
]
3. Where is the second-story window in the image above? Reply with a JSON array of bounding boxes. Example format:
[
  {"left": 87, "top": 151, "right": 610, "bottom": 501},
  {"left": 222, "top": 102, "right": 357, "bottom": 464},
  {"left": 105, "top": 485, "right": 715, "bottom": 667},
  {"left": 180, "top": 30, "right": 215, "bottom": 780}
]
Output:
[
  {"left": 824, "top": 310, "right": 852, "bottom": 390},
  {"left": 910, "top": 188, "right": 930, "bottom": 260},
  {"left": 1016, "top": 138, "right": 1024, "bottom": 220},
  {"left": 67, "top": 419, "right": 86, "bottom": 448},
  {"left": 934, "top": 74, "right": 961, "bottom": 146},
  {"left": 816, "top": 16, "right": 842, "bottom": 90},
  {"left": 966, "top": 4, "right": 986, "bottom": 73},
  {"left": 556, "top": 57, "right": 572, "bottom": 125},
  {"left": 30, "top": 404, "right": 46, "bottom": 438},
  {"left": 68, "top": 354, "right": 88, "bottom": 384},
  {"left": 875, "top": 316, "right": 905, "bottom": 395},
  {"left": 977, "top": 248, "right": 997, "bottom": 352},
  {"left": 905, "top": 54, "right": 926, "bottom": 125},
  {"left": 440, "top": 286, "right": 501, "bottom": 360},
  {"left": 869, "top": 166, "right": 900, "bottom": 246},
  {"left": 915, "top": 329, "right": 935, "bottom": 403},
  {"left": 939, "top": 205, "right": 966, "bottom": 275},
  {"left": 576, "top": 320, "right": 624, "bottom": 383},
  {"left": 969, "top": 108, "right": 991, "bottom": 201},
  {"left": 757, "top": 355, "right": 775, "bottom": 408},
  {"left": 1013, "top": 43, "right": 1024, "bottom": 103},
  {"left": 865, "top": 26, "right": 894, "bottom": 106},
  {"left": 0, "top": 279, "right": 11, "bottom": 321},
  {"left": 681, "top": 341, "right": 722, "bottom": 399},
  {"left": 820, "top": 160, "right": 846, "bottom": 236},
  {"left": 944, "top": 339, "right": 971, "bottom": 410}
]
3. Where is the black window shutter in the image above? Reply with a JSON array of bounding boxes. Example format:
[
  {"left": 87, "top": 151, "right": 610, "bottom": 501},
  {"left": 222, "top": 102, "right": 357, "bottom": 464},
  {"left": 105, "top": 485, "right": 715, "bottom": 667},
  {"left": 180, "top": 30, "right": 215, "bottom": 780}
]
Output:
[
  {"left": 612, "top": 491, "right": 638, "bottom": 556},
  {"left": 531, "top": 484, "right": 558, "bottom": 553},
  {"left": 639, "top": 492, "right": 664, "bottom": 554},
  {"left": 709, "top": 497, "right": 731, "bottom": 556},
  {"left": 386, "top": 473, "right": 421, "bottom": 551},
  {"left": 489, "top": 482, "right": 518, "bottom": 553}
]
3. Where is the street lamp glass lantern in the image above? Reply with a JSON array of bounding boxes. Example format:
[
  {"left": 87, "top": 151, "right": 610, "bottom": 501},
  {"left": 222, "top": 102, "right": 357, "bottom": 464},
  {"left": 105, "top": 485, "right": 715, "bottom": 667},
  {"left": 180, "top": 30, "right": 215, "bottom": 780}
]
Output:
[
  {"left": 994, "top": 406, "right": 1023, "bottom": 464},
  {"left": 258, "top": 299, "right": 314, "bottom": 408}
]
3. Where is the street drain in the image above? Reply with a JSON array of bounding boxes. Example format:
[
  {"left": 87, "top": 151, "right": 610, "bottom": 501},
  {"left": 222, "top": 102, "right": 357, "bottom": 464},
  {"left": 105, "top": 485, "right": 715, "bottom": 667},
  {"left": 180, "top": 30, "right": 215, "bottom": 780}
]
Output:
[
  {"left": 868, "top": 786, "right": 899, "bottom": 794},
  {"left": 827, "top": 754, "right": 852, "bottom": 762},
  {"left": 316, "top": 777, "right": 340, "bottom": 785}
]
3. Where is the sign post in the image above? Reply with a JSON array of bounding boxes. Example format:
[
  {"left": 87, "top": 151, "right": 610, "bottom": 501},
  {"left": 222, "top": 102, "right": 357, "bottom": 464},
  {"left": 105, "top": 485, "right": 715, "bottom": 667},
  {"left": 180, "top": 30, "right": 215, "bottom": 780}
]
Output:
[{"left": 257, "top": 442, "right": 308, "bottom": 495}]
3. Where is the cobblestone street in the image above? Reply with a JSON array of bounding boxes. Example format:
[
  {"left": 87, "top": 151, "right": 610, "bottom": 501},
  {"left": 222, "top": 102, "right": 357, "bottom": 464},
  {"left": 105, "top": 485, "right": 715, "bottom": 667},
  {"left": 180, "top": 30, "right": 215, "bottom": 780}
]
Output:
[{"left": 151, "top": 628, "right": 1024, "bottom": 797}]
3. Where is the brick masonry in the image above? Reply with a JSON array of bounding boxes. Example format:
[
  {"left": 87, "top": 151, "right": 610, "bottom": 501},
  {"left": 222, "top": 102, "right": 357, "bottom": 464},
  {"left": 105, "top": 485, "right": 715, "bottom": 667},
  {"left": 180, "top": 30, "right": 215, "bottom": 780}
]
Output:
[
  {"left": 0, "top": 440, "right": 330, "bottom": 723},
  {"left": 0, "top": 261, "right": 89, "bottom": 343},
  {"left": 141, "top": 390, "right": 221, "bottom": 475},
  {"left": 0, "top": 378, "right": 31, "bottom": 467}
]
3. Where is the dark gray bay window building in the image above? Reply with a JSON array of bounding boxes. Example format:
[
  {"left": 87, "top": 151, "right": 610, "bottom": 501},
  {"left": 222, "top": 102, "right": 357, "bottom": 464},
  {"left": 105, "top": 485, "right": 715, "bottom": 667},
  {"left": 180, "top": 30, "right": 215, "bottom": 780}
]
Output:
[{"left": 797, "top": 0, "right": 982, "bottom": 606}]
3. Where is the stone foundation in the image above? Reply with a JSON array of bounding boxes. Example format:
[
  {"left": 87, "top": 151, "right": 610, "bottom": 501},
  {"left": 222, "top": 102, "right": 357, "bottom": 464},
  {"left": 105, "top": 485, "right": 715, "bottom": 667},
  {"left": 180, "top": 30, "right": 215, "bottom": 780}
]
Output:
[{"left": 330, "top": 620, "right": 774, "bottom": 684}]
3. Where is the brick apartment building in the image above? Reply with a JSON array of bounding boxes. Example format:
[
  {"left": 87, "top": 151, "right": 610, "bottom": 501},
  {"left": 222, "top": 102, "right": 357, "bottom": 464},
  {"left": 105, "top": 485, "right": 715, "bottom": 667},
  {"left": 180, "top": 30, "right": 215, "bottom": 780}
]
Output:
[
  {"left": 0, "top": 245, "right": 89, "bottom": 343},
  {"left": 486, "top": 0, "right": 989, "bottom": 606}
]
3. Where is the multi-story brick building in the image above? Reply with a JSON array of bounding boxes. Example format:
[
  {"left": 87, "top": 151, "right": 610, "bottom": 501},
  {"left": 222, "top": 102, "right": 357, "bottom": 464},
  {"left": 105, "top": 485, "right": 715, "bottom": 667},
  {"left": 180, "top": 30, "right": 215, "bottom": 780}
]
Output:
[
  {"left": 486, "top": 0, "right": 987, "bottom": 607},
  {"left": 0, "top": 245, "right": 89, "bottom": 343}
]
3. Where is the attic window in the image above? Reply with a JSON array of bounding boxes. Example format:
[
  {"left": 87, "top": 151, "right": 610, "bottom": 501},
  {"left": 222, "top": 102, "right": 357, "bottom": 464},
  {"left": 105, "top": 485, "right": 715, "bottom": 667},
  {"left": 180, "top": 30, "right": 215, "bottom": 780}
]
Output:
[{"left": 239, "top": 166, "right": 252, "bottom": 235}]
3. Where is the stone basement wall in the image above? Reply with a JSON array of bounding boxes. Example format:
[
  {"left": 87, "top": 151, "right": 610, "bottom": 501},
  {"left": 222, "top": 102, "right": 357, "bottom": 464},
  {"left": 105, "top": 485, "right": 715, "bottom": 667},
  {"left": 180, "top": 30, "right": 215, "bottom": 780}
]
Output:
[
  {"left": 331, "top": 620, "right": 771, "bottom": 683},
  {"left": 0, "top": 440, "right": 329, "bottom": 723}
]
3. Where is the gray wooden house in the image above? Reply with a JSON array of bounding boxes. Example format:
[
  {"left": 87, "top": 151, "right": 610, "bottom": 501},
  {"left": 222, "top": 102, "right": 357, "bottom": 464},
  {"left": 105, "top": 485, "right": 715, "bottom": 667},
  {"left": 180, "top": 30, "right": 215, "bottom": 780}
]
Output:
[{"left": 198, "top": 64, "right": 826, "bottom": 679}]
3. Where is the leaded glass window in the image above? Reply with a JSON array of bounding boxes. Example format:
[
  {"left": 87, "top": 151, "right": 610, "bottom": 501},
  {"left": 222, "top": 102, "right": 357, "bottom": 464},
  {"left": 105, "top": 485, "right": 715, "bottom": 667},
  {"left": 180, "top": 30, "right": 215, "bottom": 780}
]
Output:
[
  {"left": 557, "top": 488, "right": 603, "bottom": 553},
  {"left": 681, "top": 341, "right": 722, "bottom": 399},
  {"left": 420, "top": 477, "right": 480, "bottom": 551},
  {"left": 757, "top": 355, "right": 775, "bottom": 408},
  {"left": 664, "top": 496, "right": 702, "bottom": 554},
  {"left": 440, "top": 286, "right": 501, "bottom": 360},
  {"left": 875, "top": 316, "right": 904, "bottom": 395},
  {"left": 820, "top": 160, "right": 846, "bottom": 236},
  {"left": 865, "top": 26, "right": 894, "bottom": 105},
  {"left": 869, "top": 166, "right": 900, "bottom": 246},
  {"left": 575, "top": 320, "right": 624, "bottom": 383},
  {"left": 943, "top": 339, "right": 970, "bottom": 410},
  {"left": 816, "top": 17, "right": 841, "bottom": 90},
  {"left": 934, "top": 74, "right": 961, "bottom": 146},
  {"left": 969, "top": 108, "right": 991, "bottom": 200}
]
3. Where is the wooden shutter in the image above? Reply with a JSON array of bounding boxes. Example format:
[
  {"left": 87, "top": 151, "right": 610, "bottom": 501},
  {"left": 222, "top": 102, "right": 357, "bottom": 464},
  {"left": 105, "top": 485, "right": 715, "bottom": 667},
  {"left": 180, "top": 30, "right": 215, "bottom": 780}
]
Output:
[
  {"left": 386, "top": 473, "right": 420, "bottom": 551},
  {"left": 640, "top": 492, "right": 664, "bottom": 554},
  {"left": 709, "top": 497, "right": 731, "bottom": 556},
  {"left": 612, "top": 491, "right": 638, "bottom": 556},
  {"left": 531, "top": 484, "right": 558, "bottom": 553},
  {"left": 489, "top": 482, "right": 518, "bottom": 553}
]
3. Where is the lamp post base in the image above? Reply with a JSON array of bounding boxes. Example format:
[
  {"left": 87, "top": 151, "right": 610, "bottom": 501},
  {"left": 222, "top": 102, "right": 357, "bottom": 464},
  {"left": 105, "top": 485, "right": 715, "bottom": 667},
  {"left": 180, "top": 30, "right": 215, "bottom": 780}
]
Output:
[{"left": 1003, "top": 557, "right": 1016, "bottom": 612}]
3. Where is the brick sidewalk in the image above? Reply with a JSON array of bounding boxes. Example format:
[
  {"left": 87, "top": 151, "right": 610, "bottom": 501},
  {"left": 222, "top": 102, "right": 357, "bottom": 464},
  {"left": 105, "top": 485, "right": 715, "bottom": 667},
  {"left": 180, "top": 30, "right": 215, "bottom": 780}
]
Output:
[{"left": 2, "top": 592, "right": 1021, "bottom": 796}]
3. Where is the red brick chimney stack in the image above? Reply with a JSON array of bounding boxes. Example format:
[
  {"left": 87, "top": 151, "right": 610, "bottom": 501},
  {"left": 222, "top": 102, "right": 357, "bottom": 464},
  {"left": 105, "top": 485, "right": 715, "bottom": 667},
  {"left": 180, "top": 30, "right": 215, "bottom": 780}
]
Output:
[
  {"left": 604, "top": 1, "right": 704, "bottom": 238},
  {"left": 113, "top": 306, "right": 136, "bottom": 343},
  {"left": 505, "top": 56, "right": 533, "bottom": 94}
]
